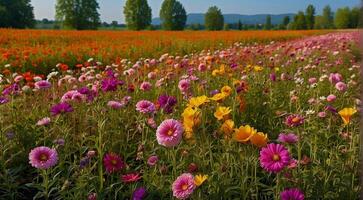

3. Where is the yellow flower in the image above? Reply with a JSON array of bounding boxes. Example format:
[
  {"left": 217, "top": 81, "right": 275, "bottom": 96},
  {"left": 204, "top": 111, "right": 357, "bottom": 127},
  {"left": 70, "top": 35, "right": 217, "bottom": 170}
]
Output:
[
  {"left": 212, "top": 65, "right": 225, "bottom": 76},
  {"left": 338, "top": 107, "right": 357, "bottom": 125},
  {"left": 182, "top": 106, "right": 201, "bottom": 139},
  {"left": 194, "top": 174, "right": 208, "bottom": 186},
  {"left": 253, "top": 65, "right": 263, "bottom": 72},
  {"left": 250, "top": 132, "right": 268, "bottom": 147},
  {"left": 188, "top": 95, "right": 209, "bottom": 108},
  {"left": 221, "top": 86, "right": 232, "bottom": 96},
  {"left": 214, "top": 106, "right": 232, "bottom": 120},
  {"left": 233, "top": 125, "right": 256, "bottom": 143},
  {"left": 220, "top": 119, "right": 234, "bottom": 136},
  {"left": 233, "top": 80, "right": 241, "bottom": 87},
  {"left": 210, "top": 93, "right": 227, "bottom": 101}
]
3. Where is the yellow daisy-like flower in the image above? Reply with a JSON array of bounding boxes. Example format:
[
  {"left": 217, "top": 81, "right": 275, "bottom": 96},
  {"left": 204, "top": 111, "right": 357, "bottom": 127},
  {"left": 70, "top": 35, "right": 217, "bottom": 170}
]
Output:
[
  {"left": 188, "top": 95, "right": 209, "bottom": 108},
  {"left": 221, "top": 86, "right": 232, "bottom": 96},
  {"left": 233, "top": 125, "right": 257, "bottom": 143},
  {"left": 212, "top": 65, "right": 225, "bottom": 76},
  {"left": 182, "top": 106, "right": 201, "bottom": 139},
  {"left": 194, "top": 174, "right": 208, "bottom": 186},
  {"left": 214, "top": 106, "right": 232, "bottom": 121},
  {"left": 253, "top": 65, "right": 263, "bottom": 72},
  {"left": 210, "top": 93, "right": 227, "bottom": 101},
  {"left": 250, "top": 132, "right": 268, "bottom": 147},
  {"left": 338, "top": 107, "right": 357, "bottom": 125},
  {"left": 220, "top": 119, "right": 234, "bottom": 137}
]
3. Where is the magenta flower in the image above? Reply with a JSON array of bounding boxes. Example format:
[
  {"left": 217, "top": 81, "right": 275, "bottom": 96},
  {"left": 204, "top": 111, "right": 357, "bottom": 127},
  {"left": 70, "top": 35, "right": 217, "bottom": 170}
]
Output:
[
  {"left": 335, "top": 81, "right": 347, "bottom": 92},
  {"left": 50, "top": 102, "right": 74, "bottom": 116},
  {"left": 259, "top": 143, "right": 291, "bottom": 173},
  {"left": 136, "top": 100, "right": 155, "bottom": 114},
  {"left": 132, "top": 187, "right": 147, "bottom": 200},
  {"left": 172, "top": 173, "right": 196, "bottom": 199},
  {"left": 280, "top": 188, "right": 305, "bottom": 200},
  {"left": 36, "top": 117, "right": 51, "bottom": 126},
  {"left": 278, "top": 133, "right": 298, "bottom": 144},
  {"left": 140, "top": 81, "right": 152, "bottom": 91},
  {"left": 285, "top": 114, "right": 304, "bottom": 127},
  {"left": 156, "top": 119, "right": 183, "bottom": 147},
  {"left": 0, "top": 96, "right": 9, "bottom": 104},
  {"left": 103, "top": 153, "right": 125, "bottom": 173},
  {"left": 329, "top": 73, "right": 343, "bottom": 84},
  {"left": 178, "top": 79, "right": 190, "bottom": 93},
  {"left": 29, "top": 146, "right": 58, "bottom": 169},
  {"left": 107, "top": 101, "right": 124, "bottom": 109},
  {"left": 158, "top": 94, "right": 177, "bottom": 114},
  {"left": 121, "top": 172, "right": 142, "bottom": 183},
  {"left": 326, "top": 94, "right": 336, "bottom": 102},
  {"left": 34, "top": 80, "right": 52, "bottom": 90},
  {"left": 147, "top": 155, "right": 159, "bottom": 166}
]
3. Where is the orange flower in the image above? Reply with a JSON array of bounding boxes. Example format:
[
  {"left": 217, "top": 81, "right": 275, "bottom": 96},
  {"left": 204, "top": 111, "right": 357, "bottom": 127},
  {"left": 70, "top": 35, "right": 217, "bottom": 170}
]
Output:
[
  {"left": 250, "top": 132, "right": 268, "bottom": 147},
  {"left": 233, "top": 125, "right": 256, "bottom": 143}
]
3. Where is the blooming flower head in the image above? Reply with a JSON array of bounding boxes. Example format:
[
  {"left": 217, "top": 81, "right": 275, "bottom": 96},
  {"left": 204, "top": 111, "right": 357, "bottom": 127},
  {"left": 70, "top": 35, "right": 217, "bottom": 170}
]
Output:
[
  {"left": 158, "top": 94, "right": 177, "bottom": 114},
  {"left": 338, "top": 107, "right": 357, "bottom": 125},
  {"left": 221, "top": 86, "right": 232, "bottom": 96},
  {"left": 326, "top": 94, "right": 336, "bottom": 102},
  {"left": 50, "top": 102, "right": 74, "bottom": 116},
  {"left": 103, "top": 152, "right": 125, "bottom": 173},
  {"left": 0, "top": 96, "right": 9, "bottom": 104},
  {"left": 140, "top": 81, "right": 152, "bottom": 91},
  {"left": 34, "top": 80, "right": 52, "bottom": 90},
  {"left": 335, "top": 81, "right": 347, "bottom": 92},
  {"left": 29, "top": 146, "right": 58, "bottom": 169},
  {"left": 107, "top": 100, "right": 124, "bottom": 109},
  {"left": 329, "top": 73, "right": 343, "bottom": 84},
  {"left": 214, "top": 106, "right": 232, "bottom": 121},
  {"left": 210, "top": 93, "right": 227, "bottom": 102},
  {"left": 132, "top": 187, "right": 147, "bottom": 200},
  {"left": 188, "top": 96, "right": 209, "bottom": 108},
  {"left": 259, "top": 143, "right": 291, "bottom": 173},
  {"left": 278, "top": 133, "right": 298, "bottom": 144},
  {"left": 136, "top": 100, "right": 155, "bottom": 114},
  {"left": 156, "top": 119, "right": 184, "bottom": 147},
  {"left": 101, "top": 77, "right": 121, "bottom": 92},
  {"left": 233, "top": 125, "right": 257, "bottom": 143},
  {"left": 147, "top": 155, "right": 159, "bottom": 166},
  {"left": 194, "top": 174, "right": 208, "bottom": 187},
  {"left": 178, "top": 79, "right": 190, "bottom": 93},
  {"left": 36, "top": 117, "right": 51, "bottom": 126},
  {"left": 182, "top": 107, "right": 200, "bottom": 139},
  {"left": 280, "top": 188, "right": 305, "bottom": 200},
  {"left": 285, "top": 114, "right": 304, "bottom": 127},
  {"left": 172, "top": 173, "right": 196, "bottom": 199},
  {"left": 250, "top": 132, "right": 268, "bottom": 147},
  {"left": 220, "top": 119, "right": 234, "bottom": 137},
  {"left": 121, "top": 172, "right": 142, "bottom": 183}
]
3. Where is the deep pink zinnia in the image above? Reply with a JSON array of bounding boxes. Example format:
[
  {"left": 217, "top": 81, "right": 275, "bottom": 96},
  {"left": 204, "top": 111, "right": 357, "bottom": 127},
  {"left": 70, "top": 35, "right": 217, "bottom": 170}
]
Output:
[
  {"left": 29, "top": 146, "right": 58, "bottom": 169},
  {"left": 156, "top": 119, "right": 183, "bottom": 147},
  {"left": 285, "top": 114, "right": 304, "bottom": 127},
  {"left": 280, "top": 188, "right": 305, "bottom": 200},
  {"left": 172, "top": 173, "right": 196, "bottom": 199},
  {"left": 136, "top": 100, "right": 155, "bottom": 114},
  {"left": 103, "top": 153, "right": 125, "bottom": 173},
  {"left": 121, "top": 172, "right": 142, "bottom": 183},
  {"left": 259, "top": 143, "right": 291, "bottom": 173}
]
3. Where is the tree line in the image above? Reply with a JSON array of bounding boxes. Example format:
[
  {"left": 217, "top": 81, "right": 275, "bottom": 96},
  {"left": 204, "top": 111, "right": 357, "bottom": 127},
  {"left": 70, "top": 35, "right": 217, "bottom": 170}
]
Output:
[{"left": 0, "top": 0, "right": 361, "bottom": 30}]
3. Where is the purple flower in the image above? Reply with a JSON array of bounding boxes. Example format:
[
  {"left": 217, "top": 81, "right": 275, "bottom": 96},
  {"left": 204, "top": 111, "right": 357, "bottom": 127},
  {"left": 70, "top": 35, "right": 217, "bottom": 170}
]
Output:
[
  {"left": 136, "top": 100, "right": 155, "bottom": 114},
  {"left": 172, "top": 173, "right": 196, "bottom": 199},
  {"left": 50, "top": 102, "right": 74, "bottom": 116},
  {"left": 156, "top": 119, "right": 183, "bottom": 147},
  {"left": 329, "top": 73, "right": 343, "bottom": 84},
  {"left": 210, "top": 89, "right": 220, "bottom": 96},
  {"left": 132, "top": 187, "right": 147, "bottom": 200},
  {"left": 278, "top": 133, "right": 298, "bottom": 144},
  {"left": 0, "top": 96, "right": 9, "bottom": 104},
  {"left": 325, "top": 105, "right": 337, "bottom": 114},
  {"left": 270, "top": 73, "right": 277, "bottom": 81},
  {"left": 285, "top": 114, "right": 304, "bottom": 127},
  {"left": 29, "top": 146, "right": 58, "bottom": 169},
  {"left": 140, "top": 81, "right": 152, "bottom": 91},
  {"left": 80, "top": 157, "right": 90, "bottom": 169},
  {"left": 147, "top": 155, "right": 159, "bottom": 166},
  {"left": 34, "top": 80, "right": 52, "bottom": 90},
  {"left": 53, "top": 138, "right": 65, "bottom": 146},
  {"left": 259, "top": 143, "right": 291, "bottom": 173},
  {"left": 158, "top": 95, "right": 177, "bottom": 114},
  {"left": 78, "top": 87, "right": 96, "bottom": 102},
  {"left": 101, "top": 78, "right": 121, "bottom": 92},
  {"left": 280, "top": 188, "right": 305, "bottom": 200},
  {"left": 5, "top": 132, "right": 15, "bottom": 140},
  {"left": 2, "top": 83, "right": 20, "bottom": 96}
]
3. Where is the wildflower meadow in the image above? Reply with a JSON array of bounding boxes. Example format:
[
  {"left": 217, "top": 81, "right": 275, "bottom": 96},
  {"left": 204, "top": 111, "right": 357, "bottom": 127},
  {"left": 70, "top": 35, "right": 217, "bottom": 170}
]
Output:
[{"left": 0, "top": 29, "right": 361, "bottom": 199}]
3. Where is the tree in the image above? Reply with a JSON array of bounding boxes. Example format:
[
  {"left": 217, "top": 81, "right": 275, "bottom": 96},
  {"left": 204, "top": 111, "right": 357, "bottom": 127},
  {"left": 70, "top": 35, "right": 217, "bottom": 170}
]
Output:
[
  {"left": 305, "top": 4, "right": 315, "bottom": 29},
  {"left": 223, "top": 23, "right": 230, "bottom": 30},
  {"left": 293, "top": 11, "right": 307, "bottom": 30},
  {"left": 124, "top": 0, "right": 152, "bottom": 30},
  {"left": 322, "top": 5, "right": 333, "bottom": 29},
  {"left": 264, "top": 15, "right": 272, "bottom": 30},
  {"left": 314, "top": 15, "right": 324, "bottom": 29},
  {"left": 334, "top": 7, "right": 351, "bottom": 29},
  {"left": 282, "top": 16, "right": 290, "bottom": 28},
  {"left": 56, "top": 0, "right": 100, "bottom": 30},
  {"left": 237, "top": 20, "right": 243, "bottom": 30},
  {"left": 205, "top": 6, "right": 224, "bottom": 31},
  {"left": 159, "top": 0, "right": 187, "bottom": 30},
  {"left": 350, "top": 7, "right": 361, "bottom": 28},
  {"left": 0, "top": 0, "right": 35, "bottom": 28}
]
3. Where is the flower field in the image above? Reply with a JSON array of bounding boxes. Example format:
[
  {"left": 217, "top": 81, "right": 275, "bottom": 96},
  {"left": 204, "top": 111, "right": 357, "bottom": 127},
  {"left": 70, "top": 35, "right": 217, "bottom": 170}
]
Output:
[{"left": 0, "top": 30, "right": 361, "bottom": 199}]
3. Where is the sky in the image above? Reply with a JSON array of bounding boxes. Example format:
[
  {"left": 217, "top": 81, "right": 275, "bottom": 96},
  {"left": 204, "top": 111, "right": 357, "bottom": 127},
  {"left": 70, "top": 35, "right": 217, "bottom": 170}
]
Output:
[{"left": 31, "top": 0, "right": 360, "bottom": 23}]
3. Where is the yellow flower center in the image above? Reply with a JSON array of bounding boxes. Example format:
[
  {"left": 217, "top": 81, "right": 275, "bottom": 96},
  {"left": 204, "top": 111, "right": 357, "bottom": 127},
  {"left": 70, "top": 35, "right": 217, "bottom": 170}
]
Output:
[
  {"left": 182, "top": 184, "right": 188, "bottom": 190},
  {"left": 40, "top": 154, "right": 48, "bottom": 161},
  {"left": 111, "top": 159, "right": 117, "bottom": 165},
  {"left": 272, "top": 154, "right": 280, "bottom": 161},
  {"left": 167, "top": 129, "right": 174, "bottom": 136}
]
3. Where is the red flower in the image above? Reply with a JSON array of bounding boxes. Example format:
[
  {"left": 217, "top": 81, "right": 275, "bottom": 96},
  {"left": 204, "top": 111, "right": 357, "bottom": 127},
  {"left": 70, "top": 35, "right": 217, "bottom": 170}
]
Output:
[{"left": 121, "top": 172, "right": 142, "bottom": 183}]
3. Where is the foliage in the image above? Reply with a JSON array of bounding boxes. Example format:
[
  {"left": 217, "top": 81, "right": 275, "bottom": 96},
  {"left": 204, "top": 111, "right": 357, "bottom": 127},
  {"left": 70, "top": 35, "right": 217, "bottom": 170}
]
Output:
[
  {"left": 334, "top": 7, "right": 351, "bottom": 29},
  {"left": 124, "top": 0, "right": 152, "bottom": 30},
  {"left": 264, "top": 15, "right": 272, "bottom": 30},
  {"left": 0, "top": 0, "right": 35, "bottom": 28},
  {"left": 159, "top": 0, "right": 187, "bottom": 30},
  {"left": 321, "top": 5, "right": 334, "bottom": 29},
  {"left": 205, "top": 6, "right": 224, "bottom": 31},
  {"left": 305, "top": 4, "right": 315, "bottom": 30}
]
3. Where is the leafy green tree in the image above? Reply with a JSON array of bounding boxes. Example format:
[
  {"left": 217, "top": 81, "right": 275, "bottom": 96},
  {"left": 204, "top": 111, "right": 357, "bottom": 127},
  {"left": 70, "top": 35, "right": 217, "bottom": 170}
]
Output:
[
  {"left": 159, "top": 0, "right": 187, "bottom": 30},
  {"left": 305, "top": 4, "right": 315, "bottom": 29},
  {"left": 322, "top": 5, "right": 334, "bottom": 29},
  {"left": 314, "top": 15, "right": 324, "bottom": 29},
  {"left": 56, "top": 0, "right": 100, "bottom": 30},
  {"left": 205, "top": 6, "right": 224, "bottom": 31},
  {"left": 237, "top": 20, "right": 243, "bottom": 30},
  {"left": 264, "top": 15, "right": 272, "bottom": 30},
  {"left": 350, "top": 7, "right": 361, "bottom": 28},
  {"left": 124, "top": 0, "right": 152, "bottom": 30},
  {"left": 293, "top": 11, "right": 307, "bottom": 30},
  {"left": 283, "top": 16, "right": 290, "bottom": 28},
  {"left": 0, "top": 0, "right": 35, "bottom": 28},
  {"left": 334, "top": 7, "right": 351, "bottom": 29}
]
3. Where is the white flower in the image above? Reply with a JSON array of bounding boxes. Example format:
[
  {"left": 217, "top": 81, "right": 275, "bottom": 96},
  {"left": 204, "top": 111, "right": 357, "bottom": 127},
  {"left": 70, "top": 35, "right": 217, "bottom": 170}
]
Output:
[
  {"left": 306, "top": 110, "right": 315, "bottom": 115},
  {"left": 319, "top": 96, "right": 326, "bottom": 101},
  {"left": 47, "top": 72, "right": 59, "bottom": 80},
  {"left": 87, "top": 58, "right": 94, "bottom": 63}
]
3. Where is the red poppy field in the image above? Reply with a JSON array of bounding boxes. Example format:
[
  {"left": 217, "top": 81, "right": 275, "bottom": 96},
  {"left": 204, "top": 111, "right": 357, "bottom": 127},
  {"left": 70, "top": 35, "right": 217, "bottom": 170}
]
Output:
[{"left": 0, "top": 30, "right": 361, "bottom": 199}]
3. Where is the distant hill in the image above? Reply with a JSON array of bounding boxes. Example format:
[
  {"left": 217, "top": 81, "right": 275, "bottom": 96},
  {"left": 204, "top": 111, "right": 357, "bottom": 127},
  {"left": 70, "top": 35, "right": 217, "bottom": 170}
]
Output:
[{"left": 152, "top": 13, "right": 295, "bottom": 25}]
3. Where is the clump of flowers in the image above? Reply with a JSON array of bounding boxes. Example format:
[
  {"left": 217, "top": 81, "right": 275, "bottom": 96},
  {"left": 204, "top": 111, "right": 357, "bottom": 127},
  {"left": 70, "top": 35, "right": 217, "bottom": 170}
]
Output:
[
  {"left": 29, "top": 146, "right": 58, "bottom": 169},
  {"left": 181, "top": 106, "right": 200, "bottom": 139},
  {"left": 156, "top": 119, "right": 184, "bottom": 147},
  {"left": 259, "top": 143, "right": 291, "bottom": 173},
  {"left": 50, "top": 102, "right": 74, "bottom": 116},
  {"left": 158, "top": 94, "right": 177, "bottom": 114},
  {"left": 172, "top": 173, "right": 196, "bottom": 199}
]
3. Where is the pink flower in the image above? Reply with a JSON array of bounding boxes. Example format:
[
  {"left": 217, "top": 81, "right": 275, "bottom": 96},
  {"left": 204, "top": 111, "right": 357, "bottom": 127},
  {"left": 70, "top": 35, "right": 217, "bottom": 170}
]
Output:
[
  {"left": 121, "top": 172, "right": 142, "bottom": 183},
  {"left": 29, "top": 146, "right": 58, "bottom": 169},
  {"left": 318, "top": 112, "right": 327, "bottom": 118},
  {"left": 285, "top": 114, "right": 304, "bottom": 127},
  {"left": 107, "top": 101, "right": 124, "bottom": 109},
  {"left": 148, "top": 72, "right": 157, "bottom": 79},
  {"left": 280, "top": 188, "right": 305, "bottom": 200},
  {"left": 34, "top": 80, "right": 52, "bottom": 90},
  {"left": 259, "top": 143, "right": 291, "bottom": 173},
  {"left": 308, "top": 77, "right": 317, "bottom": 84},
  {"left": 36, "top": 117, "right": 51, "bottom": 126},
  {"left": 278, "top": 133, "right": 298, "bottom": 144},
  {"left": 178, "top": 79, "right": 190, "bottom": 93},
  {"left": 140, "top": 81, "right": 152, "bottom": 91},
  {"left": 329, "top": 73, "right": 343, "bottom": 84},
  {"left": 326, "top": 94, "right": 336, "bottom": 102},
  {"left": 198, "top": 63, "right": 207, "bottom": 71},
  {"left": 147, "top": 155, "right": 159, "bottom": 166},
  {"left": 335, "top": 82, "right": 347, "bottom": 92},
  {"left": 147, "top": 118, "right": 157, "bottom": 129},
  {"left": 156, "top": 119, "right": 183, "bottom": 147},
  {"left": 136, "top": 100, "right": 155, "bottom": 114},
  {"left": 103, "top": 153, "right": 125, "bottom": 173},
  {"left": 172, "top": 173, "right": 196, "bottom": 199}
]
